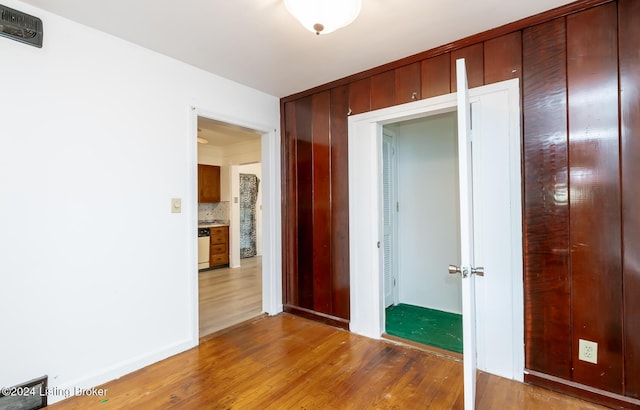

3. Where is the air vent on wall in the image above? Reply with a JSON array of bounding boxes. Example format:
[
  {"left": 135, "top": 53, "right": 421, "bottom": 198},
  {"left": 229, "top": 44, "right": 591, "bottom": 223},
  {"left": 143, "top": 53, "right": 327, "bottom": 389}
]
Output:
[{"left": 0, "top": 4, "right": 43, "bottom": 48}]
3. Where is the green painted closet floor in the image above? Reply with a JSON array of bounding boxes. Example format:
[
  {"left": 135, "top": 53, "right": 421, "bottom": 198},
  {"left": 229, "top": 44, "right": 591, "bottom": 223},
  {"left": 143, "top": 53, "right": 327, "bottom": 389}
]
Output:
[{"left": 385, "top": 304, "right": 463, "bottom": 354}]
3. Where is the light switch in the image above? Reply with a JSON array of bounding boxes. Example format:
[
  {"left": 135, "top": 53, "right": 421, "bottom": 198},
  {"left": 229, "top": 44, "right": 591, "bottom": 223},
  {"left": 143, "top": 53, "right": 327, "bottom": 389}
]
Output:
[{"left": 171, "top": 198, "right": 182, "bottom": 213}]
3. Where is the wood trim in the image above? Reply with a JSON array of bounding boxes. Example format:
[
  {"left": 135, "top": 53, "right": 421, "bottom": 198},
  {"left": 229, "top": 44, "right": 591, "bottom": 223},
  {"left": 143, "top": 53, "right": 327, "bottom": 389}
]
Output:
[
  {"left": 283, "top": 304, "right": 349, "bottom": 330},
  {"left": 281, "top": 0, "right": 614, "bottom": 102},
  {"left": 525, "top": 370, "right": 640, "bottom": 409}
]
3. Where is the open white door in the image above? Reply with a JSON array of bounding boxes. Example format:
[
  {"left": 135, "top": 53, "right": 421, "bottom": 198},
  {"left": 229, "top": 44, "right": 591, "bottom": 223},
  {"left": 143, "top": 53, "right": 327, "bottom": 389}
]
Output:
[{"left": 451, "top": 58, "right": 479, "bottom": 410}]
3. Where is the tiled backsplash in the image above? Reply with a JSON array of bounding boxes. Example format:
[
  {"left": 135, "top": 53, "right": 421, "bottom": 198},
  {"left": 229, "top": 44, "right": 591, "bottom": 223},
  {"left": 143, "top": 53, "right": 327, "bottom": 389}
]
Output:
[{"left": 198, "top": 202, "right": 230, "bottom": 222}]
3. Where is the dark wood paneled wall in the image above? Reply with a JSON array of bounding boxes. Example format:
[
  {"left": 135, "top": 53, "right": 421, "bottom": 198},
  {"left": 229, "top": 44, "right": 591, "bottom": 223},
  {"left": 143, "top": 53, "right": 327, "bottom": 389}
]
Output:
[
  {"left": 522, "top": 17, "right": 571, "bottom": 380},
  {"left": 329, "top": 86, "right": 351, "bottom": 320},
  {"left": 281, "top": 0, "right": 640, "bottom": 406},
  {"left": 567, "top": 3, "right": 623, "bottom": 393},
  {"left": 283, "top": 91, "right": 351, "bottom": 326}
]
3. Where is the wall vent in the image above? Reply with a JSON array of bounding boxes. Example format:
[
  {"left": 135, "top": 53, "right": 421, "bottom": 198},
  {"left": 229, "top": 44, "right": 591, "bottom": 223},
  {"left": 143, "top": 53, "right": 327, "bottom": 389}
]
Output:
[
  {"left": 0, "top": 375, "right": 47, "bottom": 409},
  {"left": 0, "top": 4, "right": 43, "bottom": 48}
]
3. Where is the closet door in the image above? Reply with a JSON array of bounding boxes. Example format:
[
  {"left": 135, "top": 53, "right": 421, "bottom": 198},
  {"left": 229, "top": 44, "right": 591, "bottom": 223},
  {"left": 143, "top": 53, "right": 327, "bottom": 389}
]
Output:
[{"left": 454, "top": 58, "right": 478, "bottom": 410}]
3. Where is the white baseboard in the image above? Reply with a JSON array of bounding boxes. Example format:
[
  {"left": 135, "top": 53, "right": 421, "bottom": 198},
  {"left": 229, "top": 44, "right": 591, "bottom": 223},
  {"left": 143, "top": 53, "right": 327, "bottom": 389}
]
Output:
[{"left": 47, "top": 337, "right": 196, "bottom": 404}]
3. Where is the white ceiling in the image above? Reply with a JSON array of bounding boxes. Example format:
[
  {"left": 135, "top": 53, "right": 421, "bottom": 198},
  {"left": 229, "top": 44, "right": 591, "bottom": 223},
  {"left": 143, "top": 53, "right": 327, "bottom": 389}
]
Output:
[{"left": 20, "top": 0, "right": 575, "bottom": 98}]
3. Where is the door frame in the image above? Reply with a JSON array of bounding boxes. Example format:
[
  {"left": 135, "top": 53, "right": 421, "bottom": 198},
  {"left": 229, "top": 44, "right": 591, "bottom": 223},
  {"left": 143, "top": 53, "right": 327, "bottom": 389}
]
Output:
[
  {"left": 189, "top": 106, "right": 282, "bottom": 344},
  {"left": 347, "top": 79, "right": 523, "bottom": 381}
]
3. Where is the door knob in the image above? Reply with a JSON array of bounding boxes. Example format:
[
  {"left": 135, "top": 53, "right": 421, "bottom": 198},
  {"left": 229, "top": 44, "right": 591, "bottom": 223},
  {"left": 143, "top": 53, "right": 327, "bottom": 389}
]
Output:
[
  {"left": 472, "top": 266, "right": 484, "bottom": 277},
  {"left": 449, "top": 264, "right": 480, "bottom": 278}
]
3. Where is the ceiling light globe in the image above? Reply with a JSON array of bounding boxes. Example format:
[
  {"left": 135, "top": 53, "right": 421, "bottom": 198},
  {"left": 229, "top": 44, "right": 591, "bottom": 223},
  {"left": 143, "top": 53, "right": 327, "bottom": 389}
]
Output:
[{"left": 284, "top": 0, "right": 362, "bottom": 35}]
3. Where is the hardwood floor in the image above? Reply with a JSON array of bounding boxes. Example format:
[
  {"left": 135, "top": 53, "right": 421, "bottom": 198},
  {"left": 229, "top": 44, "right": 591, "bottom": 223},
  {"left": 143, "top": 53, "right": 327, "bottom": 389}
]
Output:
[
  {"left": 199, "top": 256, "right": 262, "bottom": 337},
  {"left": 49, "top": 313, "right": 607, "bottom": 409}
]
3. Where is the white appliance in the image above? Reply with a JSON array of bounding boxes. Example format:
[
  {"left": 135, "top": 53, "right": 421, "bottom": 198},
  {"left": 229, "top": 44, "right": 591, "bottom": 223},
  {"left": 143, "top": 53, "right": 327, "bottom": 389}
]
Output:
[{"left": 198, "top": 228, "right": 210, "bottom": 270}]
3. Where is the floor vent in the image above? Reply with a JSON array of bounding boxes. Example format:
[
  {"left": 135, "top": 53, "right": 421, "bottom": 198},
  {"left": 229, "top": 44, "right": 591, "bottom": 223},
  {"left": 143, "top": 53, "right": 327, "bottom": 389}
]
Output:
[{"left": 0, "top": 376, "right": 47, "bottom": 410}]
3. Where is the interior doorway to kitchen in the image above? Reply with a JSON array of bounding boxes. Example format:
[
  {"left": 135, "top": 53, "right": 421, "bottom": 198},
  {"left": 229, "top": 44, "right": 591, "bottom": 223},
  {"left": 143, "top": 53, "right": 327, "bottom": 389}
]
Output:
[{"left": 197, "top": 115, "right": 264, "bottom": 337}]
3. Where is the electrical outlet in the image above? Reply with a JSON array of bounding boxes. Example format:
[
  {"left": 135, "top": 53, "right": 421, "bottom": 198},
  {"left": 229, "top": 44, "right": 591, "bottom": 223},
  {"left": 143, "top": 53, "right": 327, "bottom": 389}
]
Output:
[{"left": 578, "top": 339, "right": 598, "bottom": 364}]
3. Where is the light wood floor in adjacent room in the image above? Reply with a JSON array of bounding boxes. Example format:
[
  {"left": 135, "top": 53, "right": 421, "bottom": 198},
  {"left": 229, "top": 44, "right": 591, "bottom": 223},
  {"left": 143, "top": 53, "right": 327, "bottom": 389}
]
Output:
[
  {"left": 49, "top": 313, "right": 607, "bottom": 410},
  {"left": 199, "top": 256, "right": 262, "bottom": 337}
]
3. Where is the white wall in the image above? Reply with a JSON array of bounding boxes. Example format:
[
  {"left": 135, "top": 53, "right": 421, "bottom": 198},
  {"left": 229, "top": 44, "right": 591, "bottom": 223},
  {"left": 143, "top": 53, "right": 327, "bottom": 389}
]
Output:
[
  {"left": 223, "top": 139, "right": 261, "bottom": 203},
  {"left": 0, "top": 0, "right": 279, "bottom": 403},
  {"left": 225, "top": 139, "right": 261, "bottom": 165},
  {"left": 395, "top": 113, "right": 462, "bottom": 314},
  {"left": 197, "top": 145, "right": 225, "bottom": 166}
]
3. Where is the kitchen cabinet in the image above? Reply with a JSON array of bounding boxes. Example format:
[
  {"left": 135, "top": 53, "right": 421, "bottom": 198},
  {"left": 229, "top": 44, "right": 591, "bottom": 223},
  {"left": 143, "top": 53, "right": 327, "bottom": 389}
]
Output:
[
  {"left": 198, "top": 164, "right": 221, "bottom": 203},
  {"left": 209, "top": 226, "right": 229, "bottom": 268}
]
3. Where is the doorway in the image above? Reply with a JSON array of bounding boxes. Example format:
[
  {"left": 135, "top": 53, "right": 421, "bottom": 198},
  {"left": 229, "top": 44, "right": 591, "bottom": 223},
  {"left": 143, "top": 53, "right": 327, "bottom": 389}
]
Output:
[
  {"left": 196, "top": 116, "right": 265, "bottom": 337},
  {"left": 348, "top": 78, "right": 524, "bottom": 381},
  {"left": 382, "top": 113, "right": 463, "bottom": 354}
]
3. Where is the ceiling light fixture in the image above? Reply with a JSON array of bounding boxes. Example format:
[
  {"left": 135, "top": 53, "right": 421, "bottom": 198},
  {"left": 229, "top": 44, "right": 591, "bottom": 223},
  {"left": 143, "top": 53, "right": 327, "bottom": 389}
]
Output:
[
  {"left": 284, "top": 0, "right": 362, "bottom": 35},
  {"left": 196, "top": 127, "right": 208, "bottom": 144}
]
